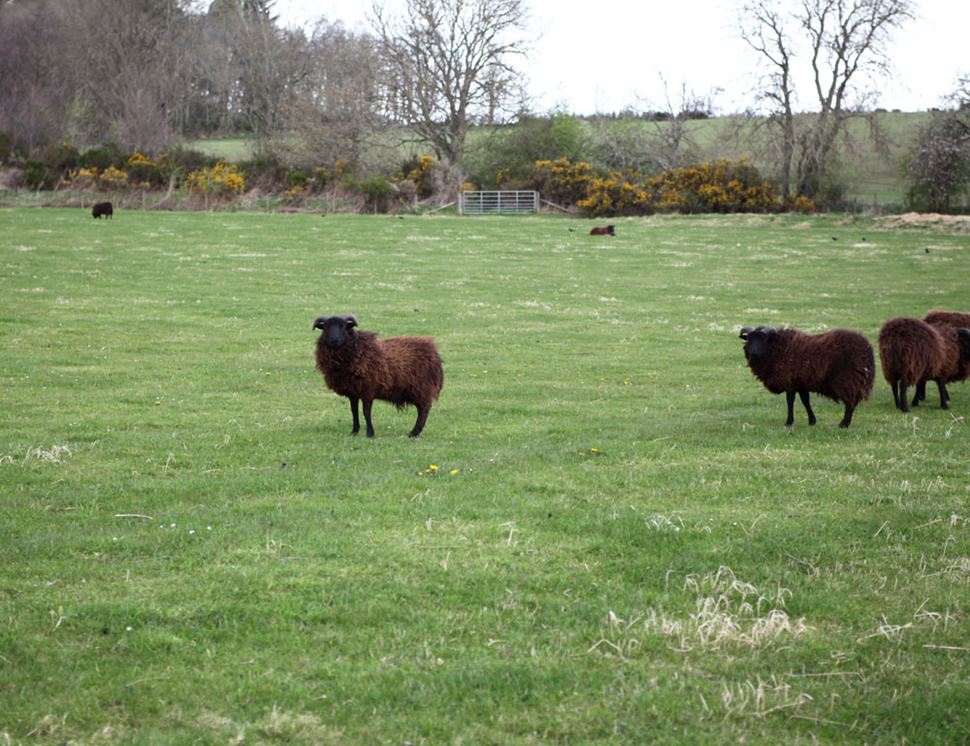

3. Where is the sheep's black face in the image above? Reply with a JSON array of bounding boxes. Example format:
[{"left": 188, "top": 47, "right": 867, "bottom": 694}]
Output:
[
  {"left": 313, "top": 315, "right": 357, "bottom": 349},
  {"left": 740, "top": 326, "right": 773, "bottom": 364}
]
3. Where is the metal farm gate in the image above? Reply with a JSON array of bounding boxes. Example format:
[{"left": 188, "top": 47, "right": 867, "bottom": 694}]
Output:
[{"left": 460, "top": 190, "right": 539, "bottom": 215}]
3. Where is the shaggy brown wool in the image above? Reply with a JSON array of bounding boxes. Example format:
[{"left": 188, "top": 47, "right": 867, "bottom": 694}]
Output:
[
  {"left": 740, "top": 326, "right": 875, "bottom": 428},
  {"left": 314, "top": 315, "right": 443, "bottom": 438},
  {"left": 877, "top": 317, "right": 946, "bottom": 412},
  {"left": 912, "top": 310, "right": 970, "bottom": 408}
]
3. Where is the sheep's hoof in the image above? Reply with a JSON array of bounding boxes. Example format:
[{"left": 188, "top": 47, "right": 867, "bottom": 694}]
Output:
[{"left": 838, "top": 422, "right": 850, "bottom": 429}]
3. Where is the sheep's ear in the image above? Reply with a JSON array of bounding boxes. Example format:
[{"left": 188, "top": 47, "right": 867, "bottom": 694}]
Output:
[
  {"left": 739, "top": 326, "right": 753, "bottom": 340},
  {"left": 312, "top": 316, "right": 329, "bottom": 330},
  {"left": 342, "top": 314, "right": 358, "bottom": 328}
]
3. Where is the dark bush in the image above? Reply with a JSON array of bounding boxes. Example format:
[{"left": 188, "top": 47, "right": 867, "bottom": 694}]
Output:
[
  {"left": 239, "top": 154, "right": 287, "bottom": 190},
  {"left": 79, "top": 143, "right": 127, "bottom": 171}
]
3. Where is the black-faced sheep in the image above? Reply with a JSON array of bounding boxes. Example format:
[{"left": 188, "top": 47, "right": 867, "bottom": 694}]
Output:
[
  {"left": 313, "top": 314, "right": 443, "bottom": 438},
  {"left": 739, "top": 326, "right": 874, "bottom": 428},
  {"left": 877, "top": 317, "right": 947, "bottom": 412},
  {"left": 91, "top": 201, "right": 113, "bottom": 219},
  {"left": 590, "top": 225, "right": 615, "bottom": 236}
]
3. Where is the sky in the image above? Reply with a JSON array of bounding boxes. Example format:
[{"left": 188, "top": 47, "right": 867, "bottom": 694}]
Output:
[{"left": 277, "top": 0, "right": 969, "bottom": 115}]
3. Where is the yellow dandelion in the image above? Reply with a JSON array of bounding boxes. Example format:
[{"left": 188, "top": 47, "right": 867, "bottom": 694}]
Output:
[{"left": 450, "top": 469, "right": 460, "bottom": 476}]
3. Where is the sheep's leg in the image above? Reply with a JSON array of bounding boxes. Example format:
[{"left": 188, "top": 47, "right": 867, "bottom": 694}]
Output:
[
  {"left": 362, "top": 399, "right": 376, "bottom": 438},
  {"left": 410, "top": 406, "right": 430, "bottom": 438},
  {"left": 348, "top": 396, "right": 361, "bottom": 435},
  {"left": 798, "top": 390, "right": 816, "bottom": 426},
  {"left": 898, "top": 382, "right": 909, "bottom": 412},
  {"left": 839, "top": 403, "right": 856, "bottom": 428},
  {"left": 913, "top": 381, "right": 927, "bottom": 405},
  {"left": 937, "top": 380, "right": 949, "bottom": 409},
  {"left": 784, "top": 391, "right": 796, "bottom": 426}
]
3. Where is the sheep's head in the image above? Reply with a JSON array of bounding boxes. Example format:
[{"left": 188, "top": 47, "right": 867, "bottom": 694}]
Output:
[
  {"left": 313, "top": 314, "right": 358, "bottom": 349},
  {"left": 739, "top": 326, "right": 775, "bottom": 363},
  {"left": 958, "top": 328, "right": 970, "bottom": 361}
]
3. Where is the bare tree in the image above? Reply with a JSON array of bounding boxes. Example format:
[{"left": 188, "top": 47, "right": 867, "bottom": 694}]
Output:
[
  {"left": 279, "top": 20, "right": 383, "bottom": 169},
  {"left": 371, "top": 0, "right": 529, "bottom": 195},
  {"left": 739, "top": 1, "right": 796, "bottom": 197},
  {"left": 738, "top": 0, "right": 914, "bottom": 200},
  {"left": 207, "top": 0, "right": 310, "bottom": 154},
  {"left": 592, "top": 79, "right": 713, "bottom": 175},
  {"left": 0, "top": 0, "right": 80, "bottom": 152}
]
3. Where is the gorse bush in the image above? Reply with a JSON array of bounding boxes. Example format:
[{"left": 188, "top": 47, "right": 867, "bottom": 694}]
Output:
[
  {"left": 185, "top": 161, "right": 246, "bottom": 196},
  {"left": 647, "top": 159, "right": 780, "bottom": 214},
  {"left": 530, "top": 157, "right": 599, "bottom": 206},
  {"left": 532, "top": 157, "right": 785, "bottom": 216}
]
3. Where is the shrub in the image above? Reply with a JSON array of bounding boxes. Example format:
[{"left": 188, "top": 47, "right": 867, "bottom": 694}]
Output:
[
  {"left": 155, "top": 146, "right": 216, "bottom": 183},
  {"left": 354, "top": 175, "right": 395, "bottom": 213},
  {"left": 578, "top": 173, "right": 653, "bottom": 216},
  {"left": 79, "top": 144, "right": 127, "bottom": 171},
  {"left": 239, "top": 154, "right": 287, "bottom": 190},
  {"left": 530, "top": 157, "right": 599, "bottom": 206},
  {"left": 98, "top": 165, "right": 129, "bottom": 191},
  {"left": 185, "top": 161, "right": 246, "bottom": 196},
  {"left": 646, "top": 159, "right": 780, "bottom": 214},
  {"left": 65, "top": 167, "right": 100, "bottom": 190},
  {"left": 24, "top": 160, "right": 47, "bottom": 190},
  {"left": 401, "top": 154, "right": 436, "bottom": 198},
  {"left": 126, "top": 152, "right": 164, "bottom": 187}
]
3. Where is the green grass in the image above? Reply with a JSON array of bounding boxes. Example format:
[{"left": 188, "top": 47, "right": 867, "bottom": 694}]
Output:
[
  {"left": 184, "top": 135, "right": 254, "bottom": 162},
  {"left": 1, "top": 209, "right": 968, "bottom": 743}
]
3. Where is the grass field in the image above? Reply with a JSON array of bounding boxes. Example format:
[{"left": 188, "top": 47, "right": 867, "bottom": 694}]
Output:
[{"left": 1, "top": 208, "right": 968, "bottom": 743}]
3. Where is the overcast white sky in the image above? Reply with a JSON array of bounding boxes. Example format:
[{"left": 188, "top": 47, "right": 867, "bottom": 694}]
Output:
[{"left": 277, "top": 0, "right": 968, "bottom": 115}]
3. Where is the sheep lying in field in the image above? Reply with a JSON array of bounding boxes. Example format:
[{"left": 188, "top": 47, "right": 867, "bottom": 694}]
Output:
[
  {"left": 91, "top": 201, "right": 113, "bottom": 219},
  {"left": 313, "top": 314, "right": 443, "bottom": 438},
  {"left": 739, "top": 326, "right": 874, "bottom": 428},
  {"left": 590, "top": 225, "right": 615, "bottom": 236}
]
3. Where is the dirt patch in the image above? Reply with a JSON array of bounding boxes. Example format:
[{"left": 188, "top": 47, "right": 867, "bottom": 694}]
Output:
[{"left": 876, "top": 212, "right": 970, "bottom": 232}]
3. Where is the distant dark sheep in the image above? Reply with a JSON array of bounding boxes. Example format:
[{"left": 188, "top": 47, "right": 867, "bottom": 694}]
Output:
[
  {"left": 590, "top": 225, "right": 615, "bottom": 236},
  {"left": 91, "top": 201, "right": 113, "bottom": 219},
  {"left": 313, "top": 314, "right": 444, "bottom": 438},
  {"left": 739, "top": 326, "right": 874, "bottom": 428},
  {"left": 877, "top": 317, "right": 947, "bottom": 412}
]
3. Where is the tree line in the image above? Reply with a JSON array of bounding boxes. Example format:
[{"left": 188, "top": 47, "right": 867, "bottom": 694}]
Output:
[{"left": 0, "top": 0, "right": 967, "bottom": 211}]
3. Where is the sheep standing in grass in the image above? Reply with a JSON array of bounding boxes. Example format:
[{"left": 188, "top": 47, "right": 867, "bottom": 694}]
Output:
[
  {"left": 91, "top": 201, "right": 113, "bottom": 219},
  {"left": 877, "top": 317, "right": 947, "bottom": 412},
  {"left": 912, "top": 310, "right": 970, "bottom": 407},
  {"left": 313, "top": 314, "right": 443, "bottom": 437},
  {"left": 739, "top": 326, "right": 874, "bottom": 428}
]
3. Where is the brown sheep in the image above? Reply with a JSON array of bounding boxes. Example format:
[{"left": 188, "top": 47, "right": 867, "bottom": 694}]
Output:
[
  {"left": 877, "top": 317, "right": 947, "bottom": 412},
  {"left": 91, "top": 201, "right": 113, "bottom": 219},
  {"left": 313, "top": 314, "right": 443, "bottom": 437},
  {"left": 913, "top": 310, "right": 970, "bottom": 408},
  {"left": 590, "top": 225, "right": 615, "bottom": 236},
  {"left": 739, "top": 326, "right": 874, "bottom": 428}
]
